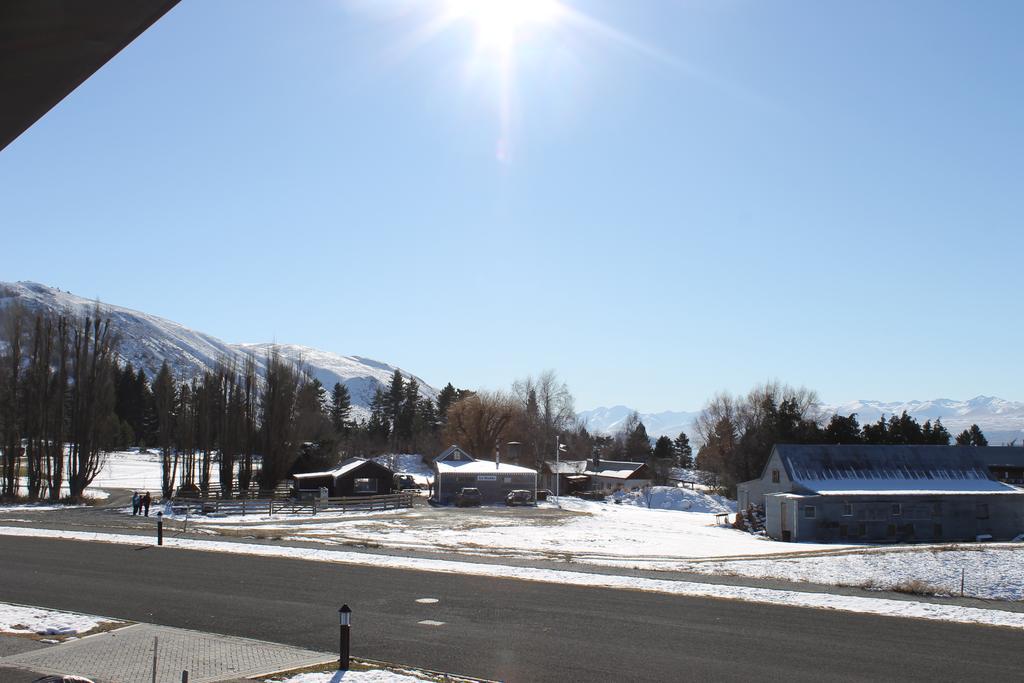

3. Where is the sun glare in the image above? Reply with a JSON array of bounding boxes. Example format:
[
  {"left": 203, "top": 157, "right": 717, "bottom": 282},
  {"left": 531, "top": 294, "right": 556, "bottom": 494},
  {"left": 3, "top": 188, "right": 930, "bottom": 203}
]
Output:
[{"left": 446, "top": 0, "right": 563, "bottom": 50}]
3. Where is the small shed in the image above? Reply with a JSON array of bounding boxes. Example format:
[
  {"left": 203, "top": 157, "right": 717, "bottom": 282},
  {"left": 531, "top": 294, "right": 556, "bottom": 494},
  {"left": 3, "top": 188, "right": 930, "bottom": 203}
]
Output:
[
  {"left": 293, "top": 457, "right": 394, "bottom": 498},
  {"left": 432, "top": 445, "right": 537, "bottom": 505}
]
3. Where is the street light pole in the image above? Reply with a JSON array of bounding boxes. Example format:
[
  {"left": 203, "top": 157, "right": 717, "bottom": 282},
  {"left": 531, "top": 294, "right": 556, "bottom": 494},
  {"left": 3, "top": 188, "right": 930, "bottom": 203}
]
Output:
[{"left": 555, "top": 435, "right": 560, "bottom": 507}]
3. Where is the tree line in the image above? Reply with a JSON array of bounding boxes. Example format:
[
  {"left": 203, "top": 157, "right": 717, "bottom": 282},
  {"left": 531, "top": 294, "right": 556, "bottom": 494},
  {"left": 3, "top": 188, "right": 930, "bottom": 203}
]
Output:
[
  {"left": 693, "top": 381, "right": 990, "bottom": 495},
  {"left": 1, "top": 305, "right": 120, "bottom": 501}
]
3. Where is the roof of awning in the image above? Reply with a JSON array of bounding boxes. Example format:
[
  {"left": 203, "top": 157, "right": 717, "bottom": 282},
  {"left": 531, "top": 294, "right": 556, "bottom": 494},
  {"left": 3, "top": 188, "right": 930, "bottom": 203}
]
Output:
[{"left": 0, "top": 0, "right": 180, "bottom": 151}]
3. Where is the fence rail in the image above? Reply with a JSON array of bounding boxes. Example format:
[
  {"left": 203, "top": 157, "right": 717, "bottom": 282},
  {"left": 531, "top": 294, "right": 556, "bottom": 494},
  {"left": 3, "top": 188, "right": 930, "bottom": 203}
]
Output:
[{"left": 171, "top": 492, "right": 413, "bottom": 517}]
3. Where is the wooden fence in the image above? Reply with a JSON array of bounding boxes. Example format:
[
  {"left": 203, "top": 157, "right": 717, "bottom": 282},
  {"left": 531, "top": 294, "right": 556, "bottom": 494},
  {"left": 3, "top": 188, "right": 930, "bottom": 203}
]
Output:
[{"left": 171, "top": 492, "right": 414, "bottom": 517}]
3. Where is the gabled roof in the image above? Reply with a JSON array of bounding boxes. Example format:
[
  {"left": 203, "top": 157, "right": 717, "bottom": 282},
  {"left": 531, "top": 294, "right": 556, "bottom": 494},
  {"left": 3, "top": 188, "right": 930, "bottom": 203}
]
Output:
[
  {"left": 434, "top": 445, "right": 475, "bottom": 463},
  {"left": 293, "top": 457, "right": 388, "bottom": 480},
  {"left": 543, "top": 460, "right": 588, "bottom": 474},
  {"left": 435, "top": 460, "right": 537, "bottom": 475},
  {"left": 584, "top": 460, "right": 649, "bottom": 479},
  {"left": 769, "top": 444, "right": 1020, "bottom": 495}
]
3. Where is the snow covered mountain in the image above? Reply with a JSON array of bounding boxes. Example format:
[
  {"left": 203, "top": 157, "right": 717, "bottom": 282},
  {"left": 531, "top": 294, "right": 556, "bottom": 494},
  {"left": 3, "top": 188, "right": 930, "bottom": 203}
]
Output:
[
  {"left": 581, "top": 397, "right": 1024, "bottom": 445},
  {"left": 817, "top": 397, "right": 1024, "bottom": 446},
  {"left": 0, "top": 281, "right": 435, "bottom": 417},
  {"left": 577, "top": 406, "right": 702, "bottom": 440}
]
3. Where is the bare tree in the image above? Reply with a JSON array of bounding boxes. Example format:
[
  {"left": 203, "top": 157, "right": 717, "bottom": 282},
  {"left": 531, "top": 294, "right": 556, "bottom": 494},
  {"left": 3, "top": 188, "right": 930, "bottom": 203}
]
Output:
[{"left": 442, "top": 391, "right": 515, "bottom": 460}]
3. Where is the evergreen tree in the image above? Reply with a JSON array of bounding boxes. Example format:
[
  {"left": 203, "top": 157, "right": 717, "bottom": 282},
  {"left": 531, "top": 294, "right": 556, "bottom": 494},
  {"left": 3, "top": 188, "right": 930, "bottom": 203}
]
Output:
[
  {"left": 673, "top": 431, "right": 693, "bottom": 468},
  {"left": 624, "top": 415, "right": 652, "bottom": 462},
  {"left": 652, "top": 435, "right": 673, "bottom": 460},
  {"left": 824, "top": 413, "right": 862, "bottom": 444},
  {"left": 969, "top": 423, "right": 988, "bottom": 446},
  {"left": 330, "top": 382, "right": 352, "bottom": 434},
  {"left": 310, "top": 378, "right": 328, "bottom": 413},
  {"left": 436, "top": 382, "right": 458, "bottom": 425},
  {"left": 385, "top": 370, "right": 404, "bottom": 433},
  {"left": 367, "top": 387, "right": 390, "bottom": 443},
  {"left": 931, "top": 418, "right": 951, "bottom": 445},
  {"left": 957, "top": 424, "right": 988, "bottom": 446}
]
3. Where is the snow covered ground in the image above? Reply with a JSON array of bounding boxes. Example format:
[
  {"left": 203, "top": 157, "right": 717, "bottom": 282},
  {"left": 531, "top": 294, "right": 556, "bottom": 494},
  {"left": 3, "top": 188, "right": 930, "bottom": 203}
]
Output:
[
  {"left": 0, "top": 602, "right": 124, "bottom": 639},
  {"left": 90, "top": 449, "right": 224, "bottom": 492},
  {"left": 2, "top": 526, "right": 1023, "bottom": 631},
  {"left": 685, "top": 545, "right": 1024, "bottom": 601},
  {"left": 194, "top": 491, "right": 843, "bottom": 564}
]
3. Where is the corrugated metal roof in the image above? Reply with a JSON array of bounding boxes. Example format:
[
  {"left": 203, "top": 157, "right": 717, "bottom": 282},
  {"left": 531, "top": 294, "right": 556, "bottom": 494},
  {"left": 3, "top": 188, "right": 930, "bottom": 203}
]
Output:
[{"left": 771, "top": 444, "right": 1022, "bottom": 495}]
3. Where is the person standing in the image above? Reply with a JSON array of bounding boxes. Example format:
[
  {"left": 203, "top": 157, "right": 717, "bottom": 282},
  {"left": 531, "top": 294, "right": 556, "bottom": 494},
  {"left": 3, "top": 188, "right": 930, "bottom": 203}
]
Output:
[
  {"left": 131, "top": 491, "right": 140, "bottom": 516},
  {"left": 142, "top": 491, "right": 151, "bottom": 517}
]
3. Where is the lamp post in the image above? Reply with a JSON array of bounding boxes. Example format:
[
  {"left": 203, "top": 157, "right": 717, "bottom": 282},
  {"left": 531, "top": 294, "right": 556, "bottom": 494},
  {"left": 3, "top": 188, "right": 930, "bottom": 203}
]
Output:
[
  {"left": 554, "top": 437, "right": 567, "bottom": 508},
  {"left": 156, "top": 511, "right": 163, "bottom": 546},
  {"left": 338, "top": 604, "right": 351, "bottom": 670}
]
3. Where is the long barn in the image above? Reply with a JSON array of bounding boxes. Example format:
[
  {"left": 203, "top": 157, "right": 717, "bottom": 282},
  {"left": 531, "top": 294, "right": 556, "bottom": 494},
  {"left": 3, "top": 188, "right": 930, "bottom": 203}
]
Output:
[{"left": 738, "top": 444, "right": 1024, "bottom": 543}]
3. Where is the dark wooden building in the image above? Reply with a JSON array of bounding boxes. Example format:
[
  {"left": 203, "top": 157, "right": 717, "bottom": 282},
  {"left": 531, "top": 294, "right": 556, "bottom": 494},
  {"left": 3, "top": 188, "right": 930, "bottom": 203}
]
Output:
[{"left": 293, "top": 457, "right": 395, "bottom": 498}]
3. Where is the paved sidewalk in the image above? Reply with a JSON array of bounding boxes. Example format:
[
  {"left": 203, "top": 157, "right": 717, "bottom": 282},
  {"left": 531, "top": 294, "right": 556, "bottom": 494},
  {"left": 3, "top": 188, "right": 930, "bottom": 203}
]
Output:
[{"left": 0, "top": 623, "right": 334, "bottom": 683}]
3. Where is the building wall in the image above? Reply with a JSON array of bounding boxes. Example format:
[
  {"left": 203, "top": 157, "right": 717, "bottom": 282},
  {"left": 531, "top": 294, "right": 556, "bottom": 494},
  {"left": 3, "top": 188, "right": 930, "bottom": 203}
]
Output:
[
  {"left": 739, "top": 450, "right": 795, "bottom": 509},
  {"left": 767, "top": 493, "right": 1024, "bottom": 542},
  {"left": 436, "top": 471, "right": 537, "bottom": 505},
  {"left": 588, "top": 477, "right": 651, "bottom": 492}
]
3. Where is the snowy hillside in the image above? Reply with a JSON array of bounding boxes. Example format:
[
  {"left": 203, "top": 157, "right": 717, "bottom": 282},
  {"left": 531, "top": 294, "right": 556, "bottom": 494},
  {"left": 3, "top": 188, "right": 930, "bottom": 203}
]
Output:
[
  {"left": 580, "top": 397, "right": 1024, "bottom": 445},
  {"left": 0, "top": 281, "right": 435, "bottom": 417}
]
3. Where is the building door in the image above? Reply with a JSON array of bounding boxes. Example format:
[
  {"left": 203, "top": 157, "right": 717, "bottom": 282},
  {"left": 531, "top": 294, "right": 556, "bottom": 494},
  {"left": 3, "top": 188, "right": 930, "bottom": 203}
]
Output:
[{"left": 780, "top": 501, "right": 791, "bottom": 542}]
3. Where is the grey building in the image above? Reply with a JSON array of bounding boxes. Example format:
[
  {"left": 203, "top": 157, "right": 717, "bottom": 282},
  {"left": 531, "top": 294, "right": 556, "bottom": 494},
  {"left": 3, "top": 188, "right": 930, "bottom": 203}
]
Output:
[
  {"left": 584, "top": 456, "right": 653, "bottom": 492},
  {"left": 738, "top": 444, "right": 1024, "bottom": 543},
  {"left": 432, "top": 445, "right": 537, "bottom": 505}
]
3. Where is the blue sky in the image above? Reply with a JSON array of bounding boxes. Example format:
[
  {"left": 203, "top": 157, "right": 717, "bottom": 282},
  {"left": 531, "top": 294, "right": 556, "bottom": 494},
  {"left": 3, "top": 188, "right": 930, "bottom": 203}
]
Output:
[{"left": 2, "top": 0, "right": 1022, "bottom": 411}]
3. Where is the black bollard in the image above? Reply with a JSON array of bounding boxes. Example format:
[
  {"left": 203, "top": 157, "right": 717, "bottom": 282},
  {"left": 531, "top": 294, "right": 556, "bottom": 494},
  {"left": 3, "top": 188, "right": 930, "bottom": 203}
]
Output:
[
  {"left": 157, "top": 511, "right": 163, "bottom": 546},
  {"left": 338, "top": 604, "right": 351, "bottom": 670}
]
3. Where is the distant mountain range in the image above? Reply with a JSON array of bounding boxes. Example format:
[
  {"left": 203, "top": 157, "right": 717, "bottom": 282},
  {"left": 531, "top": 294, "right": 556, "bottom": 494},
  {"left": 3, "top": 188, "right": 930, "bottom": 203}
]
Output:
[
  {"left": 0, "top": 281, "right": 436, "bottom": 418},
  {"left": 579, "top": 397, "right": 1024, "bottom": 446}
]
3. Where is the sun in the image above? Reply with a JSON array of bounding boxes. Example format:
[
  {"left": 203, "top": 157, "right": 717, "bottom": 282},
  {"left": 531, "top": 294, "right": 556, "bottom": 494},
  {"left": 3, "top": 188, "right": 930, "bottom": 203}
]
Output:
[{"left": 445, "top": 0, "right": 564, "bottom": 51}]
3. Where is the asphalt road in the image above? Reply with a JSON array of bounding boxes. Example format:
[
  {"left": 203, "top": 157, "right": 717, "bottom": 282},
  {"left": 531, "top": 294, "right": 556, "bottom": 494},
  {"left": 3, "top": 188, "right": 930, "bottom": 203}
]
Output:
[{"left": 1, "top": 536, "right": 1022, "bottom": 682}]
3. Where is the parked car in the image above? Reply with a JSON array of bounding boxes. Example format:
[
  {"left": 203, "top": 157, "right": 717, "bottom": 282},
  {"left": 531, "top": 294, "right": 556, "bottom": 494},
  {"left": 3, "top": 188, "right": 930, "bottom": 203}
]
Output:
[
  {"left": 505, "top": 489, "right": 535, "bottom": 506},
  {"left": 535, "top": 489, "right": 553, "bottom": 501},
  {"left": 393, "top": 474, "right": 419, "bottom": 491},
  {"left": 454, "top": 487, "right": 482, "bottom": 507}
]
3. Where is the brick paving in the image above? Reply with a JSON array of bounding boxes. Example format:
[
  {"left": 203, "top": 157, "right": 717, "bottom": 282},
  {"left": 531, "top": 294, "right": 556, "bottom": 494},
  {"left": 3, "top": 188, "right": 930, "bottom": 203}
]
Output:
[{"left": 0, "top": 623, "right": 334, "bottom": 683}]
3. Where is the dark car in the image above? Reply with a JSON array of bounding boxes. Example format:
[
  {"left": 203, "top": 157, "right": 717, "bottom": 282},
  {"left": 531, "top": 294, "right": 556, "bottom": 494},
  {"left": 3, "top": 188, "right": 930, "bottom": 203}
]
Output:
[
  {"left": 454, "top": 487, "right": 482, "bottom": 507},
  {"left": 393, "top": 474, "right": 419, "bottom": 490},
  {"left": 505, "top": 489, "right": 535, "bottom": 506},
  {"left": 535, "top": 489, "right": 553, "bottom": 501}
]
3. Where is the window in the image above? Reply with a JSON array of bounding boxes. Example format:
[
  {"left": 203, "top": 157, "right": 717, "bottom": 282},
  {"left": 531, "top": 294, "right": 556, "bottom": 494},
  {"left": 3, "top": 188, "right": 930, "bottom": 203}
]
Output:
[
  {"left": 891, "top": 503, "right": 902, "bottom": 516},
  {"left": 842, "top": 503, "right": 853, "bottom": 517},
  {"left": 353, "top": 477, "right": 376, "bottom": 494},
  {"left": 804, "top": 506, "right": 816, "bottom": 519},
  {"left": 503, "top": 477, "right": 512, "bottom": 483},
  {"left": 771, "top": 469, "right": 780, "bottom": 483},
  {"left": 976, "top": 503, "right": 989, "bottom": 520}
]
